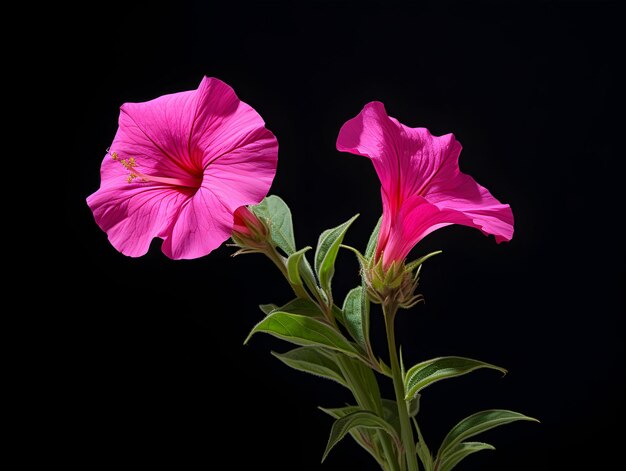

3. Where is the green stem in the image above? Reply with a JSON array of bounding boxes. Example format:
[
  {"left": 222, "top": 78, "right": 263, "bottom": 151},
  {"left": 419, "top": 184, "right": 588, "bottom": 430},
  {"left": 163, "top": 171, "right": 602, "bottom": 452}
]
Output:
[
  {"left": 261, "top": 245, "right": 398, "bottom": 469},
  {"left": 264, "top": 245, "right": 309, "bottom": 299},
  {"left": 384, "top": 302, "right": 419, "bottom": 471},
  {"left": 337, "top": 356, "right": 400, "bottom": 471}
]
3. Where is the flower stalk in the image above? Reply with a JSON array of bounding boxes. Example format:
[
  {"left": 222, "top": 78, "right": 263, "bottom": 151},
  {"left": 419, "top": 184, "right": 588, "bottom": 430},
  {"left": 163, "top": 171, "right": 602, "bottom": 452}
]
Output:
[{"left": 384, "top": 300, "right": 419, "bottom": 471}]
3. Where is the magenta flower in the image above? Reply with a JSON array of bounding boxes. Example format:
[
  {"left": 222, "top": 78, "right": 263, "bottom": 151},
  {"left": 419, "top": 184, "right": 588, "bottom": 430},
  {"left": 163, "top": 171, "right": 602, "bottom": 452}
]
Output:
[
  {"left": 87, "top": 77, "right": 278, "bottom": 259},
  {"left": 337, "top": 102, "right": 513, "bottom": 267}
]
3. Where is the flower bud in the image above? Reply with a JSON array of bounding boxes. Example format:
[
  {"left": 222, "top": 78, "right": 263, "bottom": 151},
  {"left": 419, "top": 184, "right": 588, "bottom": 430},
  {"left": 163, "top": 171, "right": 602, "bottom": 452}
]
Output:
[{"left": 231, "top": 206, "right": 270, "bottom": 252}]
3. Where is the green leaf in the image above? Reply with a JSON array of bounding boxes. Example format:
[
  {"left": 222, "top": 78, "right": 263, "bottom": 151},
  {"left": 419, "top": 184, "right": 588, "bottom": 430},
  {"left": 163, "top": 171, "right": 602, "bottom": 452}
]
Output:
[
  {"left": 272, "top": 347, "right": 347, "bottom": 387},
  {"left": 259, "top": 304, "right": 278, "bottom": 315},
  {"left": 405, "top": 250, "right": 443, "bottom": 272},
  {"left": 315, "top": 214, "right": 359, "bottom": 293},
  {"left": 322, "top": 411, "right": 399, "bottom": 462},
  {"left": 302, "top": 258, "right": 325, "bottom": 298},
  {"left": 319, "top": 406, "right": 386, "bottom": 467},
  {"left": 245, "top": 311, "right": 359, "bottom": 358},
  {"left": 287, "top": 246, "right": 312, "bottom": 287},
  {"left": 278, "top": 298, "right": 324, "bottom": 317},
  {"left": 365, "top": 216, "right": 382, "bottom": 260},
  {"left": 250, "top": 195, "right": 296, "bottom": 255},
  {"left": 438, "top": 409, "right": 538, "bottom": 459},
  {"left": 404, "top": 356, "right": 507, "bottom": 400},
  {"left": 342, "top": 287, "right": 368, "bottom": 350},
  {"left": 319, "top": 405, "right": 361, "bottom": 419},
  {"left": 438, "top": 442, "right": 495, "bottom": 471}
]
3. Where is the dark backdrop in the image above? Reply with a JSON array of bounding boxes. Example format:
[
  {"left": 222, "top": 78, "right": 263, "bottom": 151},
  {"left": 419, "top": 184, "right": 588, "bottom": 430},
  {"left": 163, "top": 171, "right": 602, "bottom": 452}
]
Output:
[{"left": 64, "top": 1, "right": 624, "bottom": 469}]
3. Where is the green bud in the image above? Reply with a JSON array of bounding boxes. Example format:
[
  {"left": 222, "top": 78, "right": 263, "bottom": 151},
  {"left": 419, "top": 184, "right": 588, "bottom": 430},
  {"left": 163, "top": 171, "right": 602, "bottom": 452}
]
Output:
[{"left": 363, "top": 258, "right": 424, "bottom": 309}]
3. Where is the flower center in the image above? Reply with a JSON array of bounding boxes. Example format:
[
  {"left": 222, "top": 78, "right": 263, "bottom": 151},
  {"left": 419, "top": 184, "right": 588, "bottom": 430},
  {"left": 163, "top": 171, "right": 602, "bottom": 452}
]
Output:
[{"left": 109, "top": 149, "right": 202, "bottom": 189}]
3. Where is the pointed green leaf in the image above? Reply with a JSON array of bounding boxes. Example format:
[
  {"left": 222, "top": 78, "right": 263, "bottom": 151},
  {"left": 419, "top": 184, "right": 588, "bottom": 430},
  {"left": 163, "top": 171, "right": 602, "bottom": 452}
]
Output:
[
  {"left": 320, "top": 406, "right": 386, "bottom": 467},
  {"left": 259, "top": 304, "right": 278, "bottom": 315},
  {"left": 278, "top": 298, "right": 325, "bottom": 317},
  {"left": 315, "top": 214, "right": 359, "bottom": 293},
  {"left": 250, "top": 195, "right": 296, "bottom": 255},
  {"left": 404, "top": 356, "right": 507, "bottom": 400},
  {"left": 272, "top": 347, "right": 347, "bottom": 387},
  {"left": 405, "top": 250, "right": 443, "bottom": 272},
  {"left": 342, "top": 287, "right": 368, "bottom": 350},
  {"left": 319, "top": 405, "right": 362, "bottom": 419},
  {"left": 438, "top": 409, "right": 538, "bottom": 458},
  {"left": 322, "top": 411, "right": 399, "bottom": 462},
  {"left": 438, "top": 442, "right": 495, "bottom": 471},
  {"left": 245, "top": 311, "right": 359, "bottom": 357},
  {"left": 287, "top": 246, "right": 312, "bottom": 286},
  {"left": 365, "top": 216, "right": 382, "bottom": 260},
  {"left": 260, "top": 299, "right": 324, "bottom": 318},
  {"left": 299, "top": 255, "right": 326, "bottom": 302}
]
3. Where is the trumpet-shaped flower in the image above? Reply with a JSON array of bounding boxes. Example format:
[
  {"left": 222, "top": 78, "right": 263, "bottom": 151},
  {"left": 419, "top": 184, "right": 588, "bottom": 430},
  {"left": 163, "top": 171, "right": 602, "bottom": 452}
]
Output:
[
  {"left": 87, "top": 77, "right": 278, "bottom": 259},
  {"left": 337, "top": 102, "right": 513, "bottom": 267}
]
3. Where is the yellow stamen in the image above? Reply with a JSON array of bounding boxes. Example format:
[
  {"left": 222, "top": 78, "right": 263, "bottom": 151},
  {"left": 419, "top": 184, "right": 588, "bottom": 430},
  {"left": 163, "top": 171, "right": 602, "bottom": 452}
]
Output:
[
  {"left": 121, "top": 159, "right": 135, "bottom": 169},
  {"left": 110, "top": 150, "right": 201, "bottom": 187}
]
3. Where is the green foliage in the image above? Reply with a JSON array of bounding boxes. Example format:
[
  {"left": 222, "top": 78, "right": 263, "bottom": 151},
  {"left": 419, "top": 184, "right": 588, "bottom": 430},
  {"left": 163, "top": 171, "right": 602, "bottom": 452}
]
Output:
[
  {"left": 437, "top": 442, "right": 495, "bottom": 471},
  {"left": 322, "top": 410, "right": 400, "bottom": 462},
  {"left": 435, "top": 409, "right": 538, "bottom": 469},
  {"left": 315, "top": 214, "right": 359, "bottom": 294},
  {"left": 272, "top": 347, "right": 347, "bottom": 387},
  {"left": 250, "top": 195, "right": 296, "bottom": 255},
  {"left": 405, "top": 250, "right": 443, "bottom": 272},
  {"left": 404, "top": 356, "right": 507, "bottom": 400},
  {"left": 365, "top": 216, "right": 382, "bottom": 260},
  {"left": 276, "top": 298, "right": 325, "bottom": 317},
  {"left": 245, "top": 311, "right": 359, "bottom": 357},
  {"left": 258, "top": 303, "right": 278, "bottom": 315},
  {"left": 287, "top": 246, "right": 312, "bottom": 288},
  {"left": 342, "top": 287, "right": 369, "bottom": 351},
  {"left": 242, "top": 200, "right": 533, "bottom": 471}
]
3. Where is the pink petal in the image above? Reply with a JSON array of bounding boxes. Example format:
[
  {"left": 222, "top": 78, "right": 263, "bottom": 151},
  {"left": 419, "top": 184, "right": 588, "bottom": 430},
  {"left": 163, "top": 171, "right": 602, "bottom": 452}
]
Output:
[
  {"left": 336, "top": 102, "right": 406, "bottom": 209},
  {"left": 203, "top": 133, "right": 277, "bottom": 211},
  {"left": 116, "top": 84, "right": 206, "bottom": 177},
  {"left": 189, "top": 79, "right": 277, "bottom": 168},
  {"left": 161, "top": 187, "right": 234, "bottom": 260},
  {"left": 191, "top": 79, "right": 278, "bottom": 208},
  {"left": 87, "top": 180, "right": 191, "bottom": 257}
]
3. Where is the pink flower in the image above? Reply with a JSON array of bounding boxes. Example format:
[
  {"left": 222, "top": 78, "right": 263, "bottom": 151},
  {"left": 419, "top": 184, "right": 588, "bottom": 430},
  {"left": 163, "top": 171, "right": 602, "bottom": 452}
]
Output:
[
  {"left": 87, "top": 77, "right": 278, "bottom": 259},
  {"left": 337, "top": 102, "right": 513, "bottom": 268}
]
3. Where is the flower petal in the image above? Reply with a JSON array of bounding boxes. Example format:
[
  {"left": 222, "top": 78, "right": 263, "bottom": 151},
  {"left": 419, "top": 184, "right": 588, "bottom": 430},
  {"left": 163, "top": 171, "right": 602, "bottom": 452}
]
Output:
[
  {"left": 87, "top": 174, "right": 191, "bottom": 257},
  {"left": 188, "top": 78, "right": 278, "bottom": 169},
  {"left": 380, "top": 194, "right": 467, "bottom": 265},
  {"left": 192, "top": 78, "right": 278, "bottom": 220},
  {"left": 115, "top": 84, "right": 207, "bottom": 177},
  {"left": 161, "top": 187, "right": 234, "bottom": 260},
  {"left": 202, "top": 132, "right": 278, "bottom": 210},
  {"left": 336, "top": 101, "right": 407, "bottom": 210}
]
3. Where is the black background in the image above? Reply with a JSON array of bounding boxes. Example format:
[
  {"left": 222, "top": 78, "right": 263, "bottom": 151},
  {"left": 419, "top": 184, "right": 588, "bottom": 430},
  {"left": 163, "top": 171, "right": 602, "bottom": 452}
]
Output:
[{"left": 65, "top": 1, "right": 624, "bottom": 469}]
